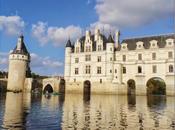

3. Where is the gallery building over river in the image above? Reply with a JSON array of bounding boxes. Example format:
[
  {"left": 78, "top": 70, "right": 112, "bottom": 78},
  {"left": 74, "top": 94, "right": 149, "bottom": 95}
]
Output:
[{"left": 64, "top": 29, "right": 175, "bottom": 95}]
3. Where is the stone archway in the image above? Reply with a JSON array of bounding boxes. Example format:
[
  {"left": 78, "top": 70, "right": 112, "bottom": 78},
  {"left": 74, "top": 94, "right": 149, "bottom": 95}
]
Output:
[
  {"left": 83, "top": 80, "right": 91, "bottom": 95},
  {"left": 146, "top": 77, "right": 166, "bottom": 95},
  {"left": 127, "top": 79, "right": 136, "bottom": 95},
  {"left": 43, "top": 84, "right": 53, "bottom": 93}
]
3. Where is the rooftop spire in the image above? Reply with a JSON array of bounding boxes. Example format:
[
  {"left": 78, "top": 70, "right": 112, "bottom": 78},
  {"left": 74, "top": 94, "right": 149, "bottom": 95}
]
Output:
[
  {"left": 12, "top": 35, "right": 29, "bottom": 55},
  {"left": 66, "top": 38, "right": 72, "bottom": 47},
  {"left": 107, "top": 34, "right": 115, "bottom": 43}
]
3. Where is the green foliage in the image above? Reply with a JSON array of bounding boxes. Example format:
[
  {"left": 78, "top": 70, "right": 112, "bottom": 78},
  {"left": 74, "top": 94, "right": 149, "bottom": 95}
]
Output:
[{"left": 0, "top": 71, "right": 8, "bottom": 78}]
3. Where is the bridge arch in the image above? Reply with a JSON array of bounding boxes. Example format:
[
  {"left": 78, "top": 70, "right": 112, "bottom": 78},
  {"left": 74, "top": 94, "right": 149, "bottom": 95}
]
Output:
[
  {"left": 83, "top": 80, "right": 91, "bottom": 95},
  {"left": 43, "top": 84, "right": 53, "bottom": 93},
  {"left": 146, "top": 77, "right": 166, "bottom": 95},
  {"left": 127, "top": 79, "right": 136, "bottom": 95}
]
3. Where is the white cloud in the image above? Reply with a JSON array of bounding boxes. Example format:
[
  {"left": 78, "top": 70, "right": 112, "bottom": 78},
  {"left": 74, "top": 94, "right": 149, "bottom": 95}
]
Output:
[
  {"left": 32, "top": 22, "right": 82, "bottom": 46},
  {"left": 0, "top": 52, "right": 8, "bottom": 65},
  {"left": 0, "top": 15, "right": 25, "bottom": 36},
  {"left": 0, "top": 52, "right": 63, "bottom": 75},
  {"left": 30, "top": 53, "right": 63, "bottom": 68},
  {"left": 93, "top": 0, "right": 174, "bottom": 29}
]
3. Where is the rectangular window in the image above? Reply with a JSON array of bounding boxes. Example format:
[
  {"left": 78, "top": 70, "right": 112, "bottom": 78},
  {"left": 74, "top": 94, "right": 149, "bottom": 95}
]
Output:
[
  {"left": 168, "top": 51, "right": 173, "bottom": 59},
  {"left": 115, "top": 69, "right": 117, "bottom": 73},
  {"left": 85, "top": 65, "right": 91, "bottom": 74},
  {"left": 110, "top": 57, "right": 113, "bottom": 61},
  {"left": 152, "top": 53, "right": 156, "bottom": 60},
  {"left": 85, "top": 46, "right": 91, "bottom": 52},
  {"left": 138, "top": 54, "right": 142, "bottom": 60},
  {"left": 75, "top": 58, "right": 79, "bottom": 63},
  {"left": 75, "top": 68, "right": 79, "bottom": 75},
  {"left": 98, "top": 45, "right": 102, "bottom": 51},
  {"left": 97, "top": 56, "right": 101, "bottom": 62},
  {"left": 85, "top": 55, "right": 91, "bottom": 61},
  {"left": 122, "top": 55, "right": 126, "bottom": 62},
  {"left": 152, "top": 65, "right": 157, "bottom": 73},
  {"left": 97, "top": 67, "right": 101, "bottom": 74},
  {"left": 100, "top": 79, "right": 102, "bottom": 83},
  {"left": 123, "top": 67, "right": 126, "bottom": 74}
]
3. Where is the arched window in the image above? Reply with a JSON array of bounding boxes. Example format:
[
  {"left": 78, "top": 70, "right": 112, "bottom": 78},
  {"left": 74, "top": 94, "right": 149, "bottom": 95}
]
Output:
[
  {"left": 138, "top": 66, "right": 142, "bottom": 73},
  {"left": 169, "top": 65, "right": 174, "bottom": 73}
]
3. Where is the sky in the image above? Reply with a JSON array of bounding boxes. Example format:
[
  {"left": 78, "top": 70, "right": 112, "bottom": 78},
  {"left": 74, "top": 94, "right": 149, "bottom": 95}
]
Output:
[{"left": 0, "top": 0, "right": 174, "bottom": 76}]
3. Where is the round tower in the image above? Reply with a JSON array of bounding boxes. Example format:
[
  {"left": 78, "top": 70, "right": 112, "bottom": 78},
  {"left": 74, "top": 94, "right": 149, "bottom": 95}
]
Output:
[
  {"left": 7, "top": 35, "right": 30, "bottom": 92},
  {"left": 64, "top": 39, "right": 72, "bottom": 81},
  {"left": 106, "top": 34, "right": 115, "bottom": 82}
]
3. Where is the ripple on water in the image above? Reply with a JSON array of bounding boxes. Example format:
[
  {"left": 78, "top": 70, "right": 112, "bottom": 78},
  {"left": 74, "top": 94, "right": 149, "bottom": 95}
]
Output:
[{"left": 0, "top": 94, "right": 175, "bottom": 130}]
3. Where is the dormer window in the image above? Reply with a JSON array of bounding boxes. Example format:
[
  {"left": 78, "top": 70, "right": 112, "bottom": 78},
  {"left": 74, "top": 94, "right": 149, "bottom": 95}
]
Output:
[
  {"left": 136, "top": 41, "right": 144, "bottom": 49},
  {"left": 166, "top": 39, "right": 174, "bottom": 47},
  {"left": 121, "top": 43, "right": 127, "bottom": 50},
  {"left": 150, "top": 40, "right": 158, "bottom": 48}
]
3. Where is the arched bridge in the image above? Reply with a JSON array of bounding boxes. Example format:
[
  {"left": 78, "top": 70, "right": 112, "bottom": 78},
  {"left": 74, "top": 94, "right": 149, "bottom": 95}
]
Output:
[{"left": 42, "top": 77, "right": 65, "bottom": 93}]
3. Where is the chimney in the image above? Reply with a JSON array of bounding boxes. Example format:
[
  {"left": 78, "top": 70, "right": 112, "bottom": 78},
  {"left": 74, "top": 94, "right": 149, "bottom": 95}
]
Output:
[
  {"left": 115, "top": 30, "right": 120, "bottom": 48},
  {"left": 95, "top": 28, "right": 100, "bottom": 41}
]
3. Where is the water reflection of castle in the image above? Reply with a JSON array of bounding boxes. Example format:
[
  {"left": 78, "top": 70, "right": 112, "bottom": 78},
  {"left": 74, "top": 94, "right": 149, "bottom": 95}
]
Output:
[{"left": 1, "top": 93, "right": 175, "bottom": 129}]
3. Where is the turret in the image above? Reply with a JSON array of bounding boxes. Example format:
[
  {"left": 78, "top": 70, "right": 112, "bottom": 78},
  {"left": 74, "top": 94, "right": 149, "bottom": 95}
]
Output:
[
  {"left": 106, "top": 34, "right": 115, "bottom": 82},
  {"left": 7, "top": 35, "right": 30, "bottom": 92},
  {"left": 64, "top": 39, "right": 72, "bottom": 81}
]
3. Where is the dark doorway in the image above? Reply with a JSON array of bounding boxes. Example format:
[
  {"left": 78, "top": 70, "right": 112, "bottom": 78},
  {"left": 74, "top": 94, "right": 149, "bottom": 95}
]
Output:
[
  {"left": 83, "top": 80, "right": 91, "bottom": 96},
  {"left": 146, "top": 77, "right": 166, "bottom": 95},
  {"left": 59, "top": 79, "right": 65, "bottom": 94},
  {"left": 43, "top": 84, "right": 53, "bottom": 93},
  {"left": 127, "top": 79, "right": 136, "bottom": 95}
]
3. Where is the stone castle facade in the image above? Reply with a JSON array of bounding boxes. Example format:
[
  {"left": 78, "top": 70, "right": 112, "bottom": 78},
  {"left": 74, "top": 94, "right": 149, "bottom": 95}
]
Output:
[{"left": 64, "top": 29, "right": 175, "bottom": 95}]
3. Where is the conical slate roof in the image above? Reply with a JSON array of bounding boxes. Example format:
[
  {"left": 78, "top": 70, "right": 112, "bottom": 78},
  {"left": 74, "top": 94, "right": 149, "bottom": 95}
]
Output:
[
  {"left": 107, "top": 34, "right": 115, "bottom": 43},
  {"left": 11, "top": 35, "right": 29, "bottom": 55},
  {"left": 66, "top": 39, "right": 72, "bottom": 47}
]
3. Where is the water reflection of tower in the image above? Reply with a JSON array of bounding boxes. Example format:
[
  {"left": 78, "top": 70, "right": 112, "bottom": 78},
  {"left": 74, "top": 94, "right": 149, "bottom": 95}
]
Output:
[{"left": 2, "top": 93, "right": 31, "bottom": 129}]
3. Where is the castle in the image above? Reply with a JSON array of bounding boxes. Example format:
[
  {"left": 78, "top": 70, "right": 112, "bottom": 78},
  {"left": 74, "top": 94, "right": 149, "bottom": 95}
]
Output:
[
  {"left": 64, "top": 29, "right": 175, "bottom": 95},
  {"left": 7, "top": 35, "right": 31, "bottom": 92}
]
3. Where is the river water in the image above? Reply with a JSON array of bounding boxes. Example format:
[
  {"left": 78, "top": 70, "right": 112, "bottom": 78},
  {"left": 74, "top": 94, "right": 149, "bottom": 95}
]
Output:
[{"left": 0, "top": 93, "right": 175, "bottom": 130}]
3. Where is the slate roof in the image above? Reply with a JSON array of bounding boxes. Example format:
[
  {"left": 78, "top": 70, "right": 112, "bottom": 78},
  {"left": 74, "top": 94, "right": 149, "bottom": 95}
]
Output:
[
  {"left": 120, "top": 33, "right": 175, "bottom": 50},
  {"left": 107, "top": 34, "right": 115, "bottom": 43},
  {"left": 66, "top": 39, "right": 72, "bottom": 47},
  {"left": 11, "top": 35, "right": 29, "bottom": 55}
]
